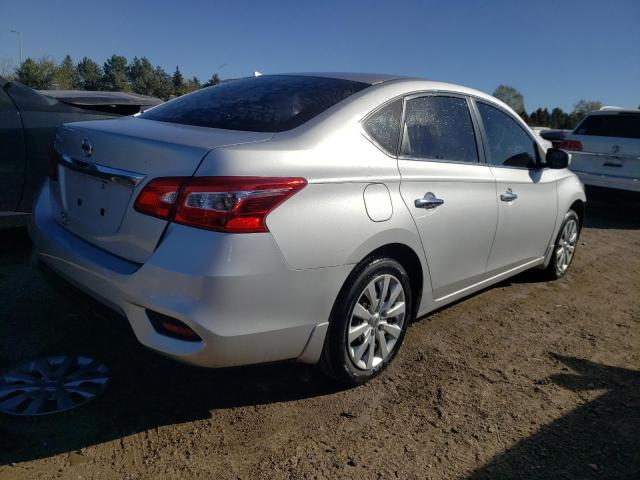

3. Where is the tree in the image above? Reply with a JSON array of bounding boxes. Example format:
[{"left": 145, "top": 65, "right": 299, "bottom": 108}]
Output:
[
  {"left": 549, "top": 107, "right": 572, "bottom": 129},
  {"left": 152, "top": 66, "right": 172, "bottom": 99},
  {"left": 16, "top": 57, "right": 57, "bottom": 89},
  {"left": 76, "top": 57, "right": 102, "bottom": 90},
  {"left": 572, "top": 100, "right": 603, "bottom": 117},
  {"left": 182, "top": 76, "right": 201, "bottom": 94},
  {"left": 172, "top": 65, "right": 184, "bottom": 96},
  {"left": 202, "top": 73, "right": 220, "bottom": 87},
  {"left": 54, "top": 54, "right": 79, "bottom": 89},
  {"left": 102, "top": 55, "right": 130, "bottom": 91},
  {"left": 571, "top": 100, "right": 603, "bottom": 127},
  {"left": 0, "top": 56, "right": 17, "bottom": 80},
  {"left": 493, "top": 85, "right": 525, "bottom": 115},
  {"left": 128, "top": 56, "right": 156, "bottom": 95}
]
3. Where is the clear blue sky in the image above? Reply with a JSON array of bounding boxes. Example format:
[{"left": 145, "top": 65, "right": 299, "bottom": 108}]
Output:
[{"left": 1, "top": 0, "right": 638, "bottom": 112}]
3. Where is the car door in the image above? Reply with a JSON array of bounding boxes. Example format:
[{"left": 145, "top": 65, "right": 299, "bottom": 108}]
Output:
[
  {"left": 398, "top": 94, "right": 498, "bottom": 299},
  {"left": 0, "top": 85, "right": 26, "bottom": 212},
  {"left": 473, "top": 100, "right": 557, "bottom": 273}
]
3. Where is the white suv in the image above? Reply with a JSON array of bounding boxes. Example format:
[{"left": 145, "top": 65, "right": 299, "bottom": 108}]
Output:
[{"left": 559, "top": 108, "right": 640, "bottom": 192}]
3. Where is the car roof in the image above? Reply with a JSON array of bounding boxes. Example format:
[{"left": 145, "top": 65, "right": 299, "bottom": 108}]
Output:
[
  {"left": 265, "top": 73, "right": 505, "bottom": 107},
  {"left": 269, "top": 72, "right": 414, "bottom": 85},
  {"left": 588, "top": 108, "right": 640, "bottom": 115},
  {"left": 37, "top": 89, "right": 163, "bottom": 107}
]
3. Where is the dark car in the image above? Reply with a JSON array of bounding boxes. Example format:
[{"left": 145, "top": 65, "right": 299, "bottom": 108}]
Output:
[{"left": 0, "top": 77, "right": 162, "bottom": 227}]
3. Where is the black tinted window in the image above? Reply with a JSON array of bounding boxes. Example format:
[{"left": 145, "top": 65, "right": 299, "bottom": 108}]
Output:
[
  {"left": 363, "top": 99, "right": 402, "bottom": 155},
  {"left": 141, "top": 75, "right": 369, "bottom": 132},
  {"left": 478, "top": 102, "right": 538, "bottom": 169},
  {"left": 400, "top": 96, "right": 478, "bottom": 163},
  {"left": 575, "top": 114, "right": 640, "bottom": 139},
  {"left": 0, "top": 88, "right": 14, "bottom": 110}
]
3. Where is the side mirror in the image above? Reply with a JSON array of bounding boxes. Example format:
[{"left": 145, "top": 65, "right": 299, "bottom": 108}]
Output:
[{"left": 546, "top": 148, "right": 570, "bottom": 169}]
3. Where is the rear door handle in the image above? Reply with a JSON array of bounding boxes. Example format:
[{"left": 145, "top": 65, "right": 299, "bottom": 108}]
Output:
[
  {"left": 415, "top": 192, "right": 444, "bottom": 209},
  {"left": 603, "top": 161, "right": 622, "bottom": 168},
  {"left": 500, "top": 188, "right": 518, "bottom": 202}
]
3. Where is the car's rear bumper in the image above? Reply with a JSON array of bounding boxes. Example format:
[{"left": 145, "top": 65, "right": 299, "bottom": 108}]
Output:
[
  {"left": 30, "top": 181, "right": 350, "bottom": 367},
  {"left": 572, "top": 170, "right": 640, "bottom": 192}
]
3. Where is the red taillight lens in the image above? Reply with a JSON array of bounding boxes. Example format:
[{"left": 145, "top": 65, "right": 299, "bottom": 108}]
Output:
[
  {"left": 133, "top": 177, "right": 183, "bottom": 219},
  {"left": 47, "top": 145, "right": 59, "bottom": 181},
  {"left": 558, "top": 140, "right": 583, "bottom": 151},
  {"left": 134, "top": 176, "right": 307, "bottom": 233}
]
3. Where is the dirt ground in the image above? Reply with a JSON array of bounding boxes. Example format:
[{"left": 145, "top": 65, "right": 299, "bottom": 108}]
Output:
[{"left": 1, "top": 187, "right": 638, "bottom": 480}]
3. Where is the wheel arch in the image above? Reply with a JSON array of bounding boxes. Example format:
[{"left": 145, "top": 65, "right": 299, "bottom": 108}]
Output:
[
  {"left": 338, "top": 242, "right": 426, "bottom": 322},
  {"left": 570, "top": 199, "right": 585, "bottom": 230}
]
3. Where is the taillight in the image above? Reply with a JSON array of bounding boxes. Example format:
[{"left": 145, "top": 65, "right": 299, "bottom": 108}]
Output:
[
  {"left": 47, "top": 145, "right": 59, "bottom": 181},
  {"left": 558, "top": 139, "right": 583, "bottom": 151},
  {"left": 134, "top": 177, "right": 183, "bottom": 219},
  {"left": 134, "top": 176, "right": 307, "bottom": 233}
]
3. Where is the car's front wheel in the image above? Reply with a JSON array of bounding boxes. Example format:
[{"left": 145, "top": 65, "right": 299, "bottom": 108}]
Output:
[
  {"left": 544, "top": 209, "right": 581, "bottom": 279},
  {"left": 320, "top": 256, "right": 412, "bottom": 386}
]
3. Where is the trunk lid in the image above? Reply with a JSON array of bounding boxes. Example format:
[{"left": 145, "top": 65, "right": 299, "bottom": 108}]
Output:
[{"left": 51, "top": 117, "right": 273, "bottom": 263}]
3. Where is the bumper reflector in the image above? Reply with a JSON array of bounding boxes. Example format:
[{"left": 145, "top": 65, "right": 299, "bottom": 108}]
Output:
[{"left": 146, "top": 310, "right": 202, "bottom": 342}]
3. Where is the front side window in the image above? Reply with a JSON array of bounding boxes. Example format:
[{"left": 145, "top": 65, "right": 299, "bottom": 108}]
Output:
[
  {"left": 141, "top": 75, "right": 370, "bottom": 132},
  {"left": 400, "top": 96, "right": 478, "bottom": 163},
  {"left": 477, "top": 102, "right": 538, "bottom": 169},
  {"left": 362, "top": 99, "right": 402, "bottom": 155}
]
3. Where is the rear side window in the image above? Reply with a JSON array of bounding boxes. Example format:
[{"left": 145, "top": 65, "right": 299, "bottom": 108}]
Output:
[
  {"left": 400, "top": 96, "right": 478, "bottom": 163},
  {"left": 363, "top": 99, "right": 402, "bottom": 155},
  {"left": 141, "top": 75, "right": 370, "bottom": 132},
  {"left": 575, "top": 114, "right": 640, "bottom": 139},
  {"left": 477, "top": 102, "right": 538, "bottom": 169}
]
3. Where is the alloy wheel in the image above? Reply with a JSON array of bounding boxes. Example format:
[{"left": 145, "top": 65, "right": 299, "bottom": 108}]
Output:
[
  {"left": 0, "top": 356, "right": 110, "bottom": 416},
  {"left": 556, "top": 218, "right": 578, "bottom": 275},
  {"left": 347, "top": 274, "right": 406, "bottom": 370}
]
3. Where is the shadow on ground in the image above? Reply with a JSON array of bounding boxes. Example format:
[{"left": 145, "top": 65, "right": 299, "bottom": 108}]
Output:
[
  {"left": 467, "top": 354, "right": 640, "bottom": 480},
  {"left": 584, "top": 186, "right": 640, "bottom": 230}
]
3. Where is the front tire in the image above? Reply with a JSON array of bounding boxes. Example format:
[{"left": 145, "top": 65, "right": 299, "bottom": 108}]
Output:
[
  {"left": 544, "top": 209, "right": 580, "bottom": 279},
  {"left": 319, "top": 256, "right": 412, "bottom": 386}
]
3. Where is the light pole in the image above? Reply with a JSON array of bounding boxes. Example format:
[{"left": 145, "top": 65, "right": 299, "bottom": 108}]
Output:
[{"left": 10, "top": 30, "right": 22, "bottom": 65}]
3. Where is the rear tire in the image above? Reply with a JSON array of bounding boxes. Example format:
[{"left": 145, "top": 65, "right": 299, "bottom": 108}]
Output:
[
  {"left": 319, "top": 256, "right": 412, "bottom": 386},
  {"left": 543, "top": 209, "right": 580, "bottom": 280}
]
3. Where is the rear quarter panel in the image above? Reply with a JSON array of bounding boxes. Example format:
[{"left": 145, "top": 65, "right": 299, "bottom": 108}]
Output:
[{"left": 194, "top": 115, "right": 434, "bottom": 313}]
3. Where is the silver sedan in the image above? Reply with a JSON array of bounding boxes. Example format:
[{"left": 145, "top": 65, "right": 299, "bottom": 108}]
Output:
[{"left": 31, "top": 73, "right": 586, "bottom": 385}]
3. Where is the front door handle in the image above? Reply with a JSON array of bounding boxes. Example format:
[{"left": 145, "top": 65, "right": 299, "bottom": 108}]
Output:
[
  {"left": 415, "top": 192, "right": 444, "bottom": 209},
  {"left": 500, "top": 188, "right": 518, "bottom": 202}
]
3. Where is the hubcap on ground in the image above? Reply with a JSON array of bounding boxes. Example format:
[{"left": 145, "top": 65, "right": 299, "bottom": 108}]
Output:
[
  {"left": 556, "top": 218, "right": 578, "bottom": 275},
  {"left": 0, "top": 356, "right": 110, "bottom": 416},
  {"left": 347, "top": 274, "right": 406, "bottom": 370}
]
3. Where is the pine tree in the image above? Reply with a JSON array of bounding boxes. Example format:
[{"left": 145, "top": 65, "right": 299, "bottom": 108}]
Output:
[
  {"left": 203, "top": 73, "right": 220, "bottom": 87},
  {"left": 54, "top": 55, "right": 79, "bottom": 89},
  {"left": 128, "top": 57, "right": 156, "bottom": 95},
  {"left": 172, "top": 65, "right": 184, "bottom": 96},
  {"left": 76, "top": 57, "right": 102, "bottom": 90},
  {"left": 102, "top": 55, "right": 130, "bottom": 91}
]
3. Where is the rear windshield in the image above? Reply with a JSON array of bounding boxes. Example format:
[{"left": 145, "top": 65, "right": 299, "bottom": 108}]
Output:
[
  {"left": 574, "top": 114, "right": 640, "bottom": 139},
  {"left": 141, "top": 75, "right": 370, "bottom": 132}
]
